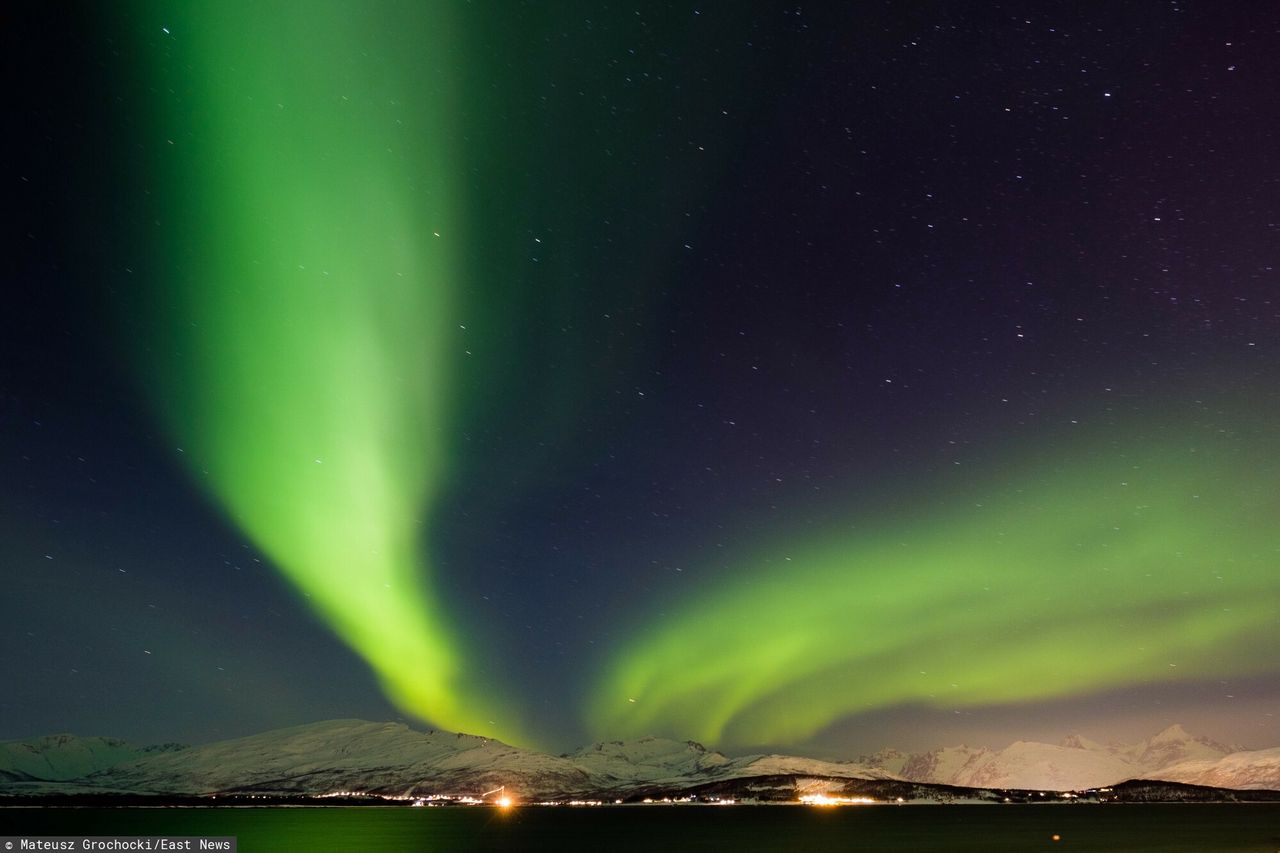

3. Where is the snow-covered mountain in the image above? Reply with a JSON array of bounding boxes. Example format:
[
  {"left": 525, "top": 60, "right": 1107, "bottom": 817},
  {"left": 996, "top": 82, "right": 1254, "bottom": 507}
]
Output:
[
  {"left": 1119, "top": 724, "right": 1237, "bottom": 769},
  {"left": 568, "top": 736, "right": 734, "bottom": 786},
  {"left": 0, "top": 734, "right": 186, "bottom": 783},
  {"left": 0, "top": 721, "right": 889, "bottom": 800},
  {"left": 1156, "top": 746, "right": 1280, "bottom": 790},
  {"left": 87, "top": 720, "right": 595, "bottom": 799},
  {"left": 569, "top": 736, "right": 894, "bottom": 789},
  {"left": 862, "top": 724, "right": 1259, "bottom": 791},
  {"left": 2, "top": 720, "right": 1275, "bottom": 799}
]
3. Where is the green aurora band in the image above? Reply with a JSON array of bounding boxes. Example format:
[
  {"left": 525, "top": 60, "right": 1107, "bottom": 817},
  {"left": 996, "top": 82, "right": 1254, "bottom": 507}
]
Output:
[
  {"left": 129, "top": 2, "right": 1278, "bottom": 752},
  {"left": 590, "top": 417, "right": 1280, "bottom": 747},
  {"left": 136, "top": 3, "right": 523, "bottom": 740}
]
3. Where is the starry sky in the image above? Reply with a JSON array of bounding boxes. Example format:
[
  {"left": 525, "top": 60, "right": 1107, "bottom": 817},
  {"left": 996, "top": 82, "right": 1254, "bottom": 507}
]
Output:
[{"left": 5, "top": 1, "right": 1279, "bottom": 758}]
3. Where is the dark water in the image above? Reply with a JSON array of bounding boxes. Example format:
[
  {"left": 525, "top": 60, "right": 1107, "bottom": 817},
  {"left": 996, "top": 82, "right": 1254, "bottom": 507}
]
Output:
[{"left": 4, "top": 805, "right": 1280, "bottom": 852}]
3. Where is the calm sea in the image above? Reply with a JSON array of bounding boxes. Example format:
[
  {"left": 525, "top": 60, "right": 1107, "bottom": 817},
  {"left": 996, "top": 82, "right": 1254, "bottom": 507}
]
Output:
[{"left": 4, "top": 804, "right": 1279, "bottom": 852}]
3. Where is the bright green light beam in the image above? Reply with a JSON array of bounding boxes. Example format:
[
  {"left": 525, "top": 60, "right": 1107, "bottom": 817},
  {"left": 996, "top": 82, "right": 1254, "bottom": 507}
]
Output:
[
  {"left": 135, "top": 2, "right": 523, "bottom": 741},
  {"left": 590, "top": 419, "right": 1280, "bottom": 747}
]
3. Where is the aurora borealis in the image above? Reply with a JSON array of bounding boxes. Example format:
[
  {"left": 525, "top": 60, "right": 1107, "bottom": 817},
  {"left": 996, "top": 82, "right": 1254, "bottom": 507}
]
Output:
[
  {"left": 591, "top": 414, "right": 1280, "bottom": 745},
  {"left": 7, "top": 2, "right": 1280, "bottom": 757},
  {"left": 130, "top": 1, "right": 521, "bottom": 742}
]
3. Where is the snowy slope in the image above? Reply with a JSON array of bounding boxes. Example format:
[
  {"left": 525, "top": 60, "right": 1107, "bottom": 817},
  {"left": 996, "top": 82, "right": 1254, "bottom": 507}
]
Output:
[
  {"left": 0, "top": 734, "right": 186, "bottom": 782},
  {"left": 1120, "top": 724, "right": 1237, "bottom": 768},
  {"left": 569, "top": 737, "right": 734, "bottom": 785},
  {"left": 866, "top": 745, "right": 993, "bottom": 784},
  {"left": 1152, "top": 746, "right": 1280, "bottom": 790},
  {"left": 89, "top": 720, "right": 594, "bottom": 798},
  {"left": 950, "top": 741, "right": 1137, "bottom": 790},
  {"left": 84, "top": 723, "right": 887, "bottom": 798},
  {"left": 729, "top": 753, "right": 894, "bottom": 782},
  {"left": 863, "top": 724, "right": 1242, "bottom": 791},
  {"left": 569, "top": 737, "right": 889, "bottom": 785}
]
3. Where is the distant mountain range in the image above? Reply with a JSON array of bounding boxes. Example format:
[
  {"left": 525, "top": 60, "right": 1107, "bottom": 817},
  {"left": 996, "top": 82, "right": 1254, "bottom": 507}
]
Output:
[
  {"left": 2, "top": 720, "right": 1277, "bottom": 803},
  {"left": 861, "top": 724, "right": 1280, "bottom": 791}
]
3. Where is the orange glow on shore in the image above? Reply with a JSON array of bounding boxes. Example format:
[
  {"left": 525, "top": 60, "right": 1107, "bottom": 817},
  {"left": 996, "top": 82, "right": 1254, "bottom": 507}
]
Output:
[{"left": 799, "top": 793, "right": 877, "bottom": 806}]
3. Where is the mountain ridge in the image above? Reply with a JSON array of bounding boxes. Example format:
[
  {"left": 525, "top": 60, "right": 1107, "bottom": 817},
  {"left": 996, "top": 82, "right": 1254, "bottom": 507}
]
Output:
[{"left": 2, "top": 719, "right": 1277, "bottom": 799}]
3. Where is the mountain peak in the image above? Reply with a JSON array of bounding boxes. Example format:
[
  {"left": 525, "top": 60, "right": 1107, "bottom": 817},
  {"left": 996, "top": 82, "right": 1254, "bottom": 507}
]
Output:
[
  {"left": 1150, "top": 724, "right": 1193, "bottom": 743},
  {"left": 1060, "top": 734, "right": 1106, "bottom": 751}
]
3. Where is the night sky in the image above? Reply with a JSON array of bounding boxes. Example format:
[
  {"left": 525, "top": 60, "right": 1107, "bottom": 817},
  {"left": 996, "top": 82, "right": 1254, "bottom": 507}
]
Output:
[{"left": 6, "top": 2, "right": 1280, "bottom": 758}]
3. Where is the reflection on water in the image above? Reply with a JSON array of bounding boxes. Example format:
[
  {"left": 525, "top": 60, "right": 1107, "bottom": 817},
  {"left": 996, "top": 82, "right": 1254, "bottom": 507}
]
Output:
[{"left": 6, "top": 804, "right": 1280, "bottom": 853}]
